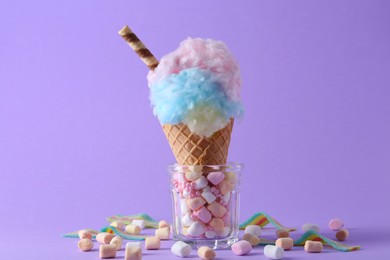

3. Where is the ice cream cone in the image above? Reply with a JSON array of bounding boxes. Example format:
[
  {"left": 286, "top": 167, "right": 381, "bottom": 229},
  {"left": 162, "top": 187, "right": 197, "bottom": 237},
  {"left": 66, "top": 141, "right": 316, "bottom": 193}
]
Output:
[{"left": 162, "top": 119, "right": 234, "bottom": 165}]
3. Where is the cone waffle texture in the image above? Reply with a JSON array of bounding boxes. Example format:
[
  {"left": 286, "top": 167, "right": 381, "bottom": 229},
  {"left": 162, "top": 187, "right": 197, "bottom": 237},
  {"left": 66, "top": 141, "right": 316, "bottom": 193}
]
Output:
[{"left": 162, "top": 119, "right": 234, "bottom": 165}]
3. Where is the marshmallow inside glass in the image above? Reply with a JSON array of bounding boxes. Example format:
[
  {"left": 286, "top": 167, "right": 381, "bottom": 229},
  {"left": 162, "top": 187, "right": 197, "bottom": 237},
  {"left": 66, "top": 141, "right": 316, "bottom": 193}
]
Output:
[{"left": 148, "top": 38, "right": 244, "bottom": 248}]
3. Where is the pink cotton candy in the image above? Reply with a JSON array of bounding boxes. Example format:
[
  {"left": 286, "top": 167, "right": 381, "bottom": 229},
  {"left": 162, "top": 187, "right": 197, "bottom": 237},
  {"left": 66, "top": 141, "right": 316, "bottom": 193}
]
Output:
[{"left": 147, "top": 38, "right": 241, "bottom": 102}]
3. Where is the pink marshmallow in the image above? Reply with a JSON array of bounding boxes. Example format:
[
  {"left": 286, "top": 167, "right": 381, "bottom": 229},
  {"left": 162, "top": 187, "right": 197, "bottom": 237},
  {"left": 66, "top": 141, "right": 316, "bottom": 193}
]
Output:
[
  {"left": 329, "top": 218, "right": 344, "bottom": 231},
  {"left": 231, "top": 240, "right": 252, "bottom": 256},
  {"left": 194, "top": 207, "right": 212, "bottom": 224},
  {"left": 216, "top": 180, "right": 231, "bottom": 195},
  {"left": 207, "top": 172, "right": 225, "bottom": 185}
]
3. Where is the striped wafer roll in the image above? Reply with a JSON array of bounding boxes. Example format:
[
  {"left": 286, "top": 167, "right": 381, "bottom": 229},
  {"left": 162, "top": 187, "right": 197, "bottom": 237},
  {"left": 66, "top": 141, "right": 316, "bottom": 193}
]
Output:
[{"left": 118, "top": 25, "right": 159, "bottom": 71}]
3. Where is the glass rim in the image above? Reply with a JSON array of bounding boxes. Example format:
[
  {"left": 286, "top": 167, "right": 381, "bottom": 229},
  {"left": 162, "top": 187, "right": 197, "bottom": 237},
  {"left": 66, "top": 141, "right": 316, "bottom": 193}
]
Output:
[{"left": 167, "top": 162, "right": 244, "bottom": 172}]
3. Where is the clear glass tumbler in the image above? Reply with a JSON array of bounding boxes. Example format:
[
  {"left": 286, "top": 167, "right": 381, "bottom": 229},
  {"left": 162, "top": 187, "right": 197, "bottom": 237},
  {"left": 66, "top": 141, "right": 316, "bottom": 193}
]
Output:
[{"left": 168, "top": 163, "right": 243, "bottom": 249}]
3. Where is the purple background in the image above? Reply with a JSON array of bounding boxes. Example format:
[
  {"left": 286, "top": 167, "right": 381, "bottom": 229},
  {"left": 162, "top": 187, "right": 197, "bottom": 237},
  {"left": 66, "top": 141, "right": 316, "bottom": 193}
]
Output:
[{"left": 1, "top": 0, "right": 389, "bottom": 259}]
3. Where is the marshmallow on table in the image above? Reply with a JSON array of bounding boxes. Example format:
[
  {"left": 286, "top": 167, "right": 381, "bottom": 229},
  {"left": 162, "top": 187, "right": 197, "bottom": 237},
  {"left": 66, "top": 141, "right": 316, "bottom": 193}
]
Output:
[
  {"left": 336, "top": 228, "right": 349, "bottom": 241},
  {"left": 110, "top": 236, "right": 123, "bottom": 250},
  {"left": 276, "top": 229, "right": 289, "bottom": 238},
  {"left": 158, "top": 220, "right": 170, "bottom": 228},
  {"left": 242, "top": 233, "right": 260, "bottom": 246},
  {"left": 187, "top": 221, "right": 205, "bottom": 236},
  {"left": 264, "top": 245, "right": 284, "bottom": 260},
  {"left": 145, "top": 236, "right": 161, "bottom": 250},
  {"left": 125, "top": 242, "right": 142, "bottom": 260},
  {"left": 329, "top": 218, "right": 344, "bottom": 231},
  {"left": 244, "top": 225, "right": 261, "bottom": 237},
  {"left": 231, "top": 240, "right": 252, "bottom": 256},
  {"left": 132, "top": 219, "right": 146, "bottom": 229},
  {"left": 78, "top": 230, "right": 92, "bottom": 240},
  {"left": 171, "top": 241, "right": 192, "bottom": 257},
  {"left": 125, "top": 224, "right": 141, "bottom": 235},
  {"left": 197, "top": 246, "right": 216, "bottom": 260},
  {"left": 110, "top": 221, "right": 126, "bottom": 231},
  {"left": 96, "top": 232, "right": 115, "bottom": 244},
  {"left": 275, "top": 238, "right": 293, "bottom": 251},
  {"left": 155, "top": 227, "right": 170, "bottom": 240},
  {"left": 302, "top": 223, "right": 320, "bottom": 233},
  {"left": 78, "top": 238, "right": 93, "bottom": 252},
  {"left": 99, "top": 244, "right": 117, "bottom": 259},
  {"left": 304, "top": 241, "right": 323, "bottom": 253}
]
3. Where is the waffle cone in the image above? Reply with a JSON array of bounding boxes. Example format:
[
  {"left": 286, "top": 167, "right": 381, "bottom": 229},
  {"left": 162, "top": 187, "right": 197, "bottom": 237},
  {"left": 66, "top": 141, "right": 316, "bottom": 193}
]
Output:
[{"left": 162, "top": 119, "right": 234, "bottom": 165}]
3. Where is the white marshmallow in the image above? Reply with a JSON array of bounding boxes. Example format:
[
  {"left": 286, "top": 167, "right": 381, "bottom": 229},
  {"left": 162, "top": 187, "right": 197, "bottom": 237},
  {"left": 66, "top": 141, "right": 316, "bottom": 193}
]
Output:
[
  {"left": 264, "top": 245, "right": 284, "bottom": 259},
  {"left": 132, "top": 220, "right": 145, "bottom": 229},
  {"left": 205, "top": 231, "right": 216, "bottom": 239},
  {"left": 182, "top": 213, "right": 194, "bottom": 226},
  {"left": 201, "top": 190, "right": 217, "bottom": 204},
  {"left": 194, "top": 176, "right": 208, "bottom": 190},
  {"left": 187, "top": 221, "right": 205, "bottom": 236},
  {"left": 302, "top": 223, "right": 320, "bottom": 233},
  {"left": 216, "top": 226, "right": 231, "bottom": 237},
  {"left": 171, "top": 241, "right": 192, "bottom": 257},
  {"left": 245, "top": 225, "right": 262, "bottom": 237},
  {"left": 126, "top": 242, "right": 142, "bottom": 248},
  {"left": 222, "top": 192, "right": 231, "bottom": 204},
  {"left": 183, "top": 189, "right": 190, "bottom": 198},
  {"left": 180, "top": 199, "right": 189, "bottom": 214}
]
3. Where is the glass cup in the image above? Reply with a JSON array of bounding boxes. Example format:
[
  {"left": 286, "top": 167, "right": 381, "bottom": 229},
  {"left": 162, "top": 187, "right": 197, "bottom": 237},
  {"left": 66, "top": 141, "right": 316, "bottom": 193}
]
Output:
[{"left": 168, "top": 163, "right": 243, "bottom": 249}]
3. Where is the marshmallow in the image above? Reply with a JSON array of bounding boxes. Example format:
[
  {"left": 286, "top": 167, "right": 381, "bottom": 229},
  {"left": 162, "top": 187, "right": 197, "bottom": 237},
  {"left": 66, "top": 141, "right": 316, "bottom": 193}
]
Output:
[
  {"left": 194, "top": 176, "right": 208, "bottom": 190},
  {"left": 185, "top": 170, "right": 202, "bottom": 181},
  {"left": 158, "top": 220, "right": 170, "bottom": 228},
  {"left": 242, "top": 233, "right": 260, "bottom": 246},
  {"left": 336, "top": 228, "right": 349, "bottom": 241},
  {"left": 216, "top": 180, "right": 231, "bottom": 195},
  {"left": 244, "top": 225, "right": 261, "bottom": 237},
  {"left": 197, "top": 246, "right": 216, "bottom": 260},
  {"left": 155, "top": 227, "right": 170, "bottom": 240},
  {"left": 125, "top": 242, "right": 142, "bottom": 260},
  {"left": 194, "top": 206, "right": 212, "bottom": 224},
  {"left": 182, "top": 213, "right": 194, "bottom": 226},
  {"left": 205, "top": 230, "right": 216, "bottom": 238},
  {"left": 209, "top": 218, "right": 224, "bottom": 232},
  {"left": 264, "top": 245, "right": 284, "bottom": 259},
  {"left": 171, "top": 241, "right": 192, "bottom": 257},
  {"left": 96, "top": 232, "right": 115, "bottom": 244},
  {"left": 187, "top": 221, "right": 205, "bottom": 236},
  {"left": 201, "top": 190, "right": 217, "bottom": 204},
  {"left": 110, "top": 221, "right": 126, "bottom": 231},
  {"left": 275, "top": 238, "right": 293, "bottom": 251},
  {"left": 231, "top": 240, "right": 252, "bottom": 255},
  {"left": 99, "top": 244, "right": 117, "bottom": 259},
  {"left": 207, "top": 202, "right": 227, "bottom": 218},
  {"left": 125, "top": 224, "right": 141, "bottom": 235},
  {"left": 216, "top": 226, "right": 231, "bottom": 237},
  {"left": 302, "top": 223, "right": 320, "bottom": 233},
  {"left": 222, "top": 212, "right": 231, "bottom": 226},
  {"left": 187, "top": 197, "right": 206, "bottom": 211},
  {"left": 180, "top": 199, "right": 190, "bottom": 214},
  {"left": 110, "top": 236, "right": 123, "bottom": 250},
  {"left": 207, "top": 172, "right": 225, "bottom": 185},
  {"left": 276, "top": 229, "right": 289, "bottom": 238},
  {"left": 145, "top": 236, "right": 161, "bottom": 250},
  {"left": 224, "top": 171, "right": 237, "bottom": 186},
  {"left": 132, "top": 219, "right": 146, "bottom": 229},
  {"left": 304, "top": 240, "right": 323, "bottom": 253},
  {"left": 329, "top": 218, "right": 344, "bottom": 231},
  {"left": 78, "top": 230, "right": 92, "bottom": 240},
  {"left": 222, "top": 192, "right": 231, "bottom": 204},
  {"left": 78, "top": 238, "right": 93, "bottom": 252}
]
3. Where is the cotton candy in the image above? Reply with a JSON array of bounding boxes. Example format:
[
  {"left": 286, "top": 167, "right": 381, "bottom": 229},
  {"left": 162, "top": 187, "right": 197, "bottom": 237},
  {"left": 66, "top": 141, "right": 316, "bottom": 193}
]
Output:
[{"left": 148, "top": 38, "right": 244, "bottom": 137}]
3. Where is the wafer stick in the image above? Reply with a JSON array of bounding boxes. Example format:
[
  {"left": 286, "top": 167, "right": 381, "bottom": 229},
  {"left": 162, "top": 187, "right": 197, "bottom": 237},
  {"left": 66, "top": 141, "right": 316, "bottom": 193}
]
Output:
[{"left": 118, "top": 25, "right": 159, "bottom": 71}]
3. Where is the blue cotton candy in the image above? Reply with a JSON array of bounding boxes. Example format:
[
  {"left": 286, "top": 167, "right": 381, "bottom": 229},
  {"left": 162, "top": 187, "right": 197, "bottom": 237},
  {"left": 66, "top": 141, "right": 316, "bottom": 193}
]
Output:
[{"left": 149, "top": 68, "right": 243, "bottom": 137}]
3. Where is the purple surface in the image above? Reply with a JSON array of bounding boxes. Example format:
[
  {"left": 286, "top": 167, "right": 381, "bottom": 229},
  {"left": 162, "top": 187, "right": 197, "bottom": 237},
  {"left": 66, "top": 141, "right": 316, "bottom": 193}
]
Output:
[{"left": 0, "top": 0, "right": 389, "bottom": 259}]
